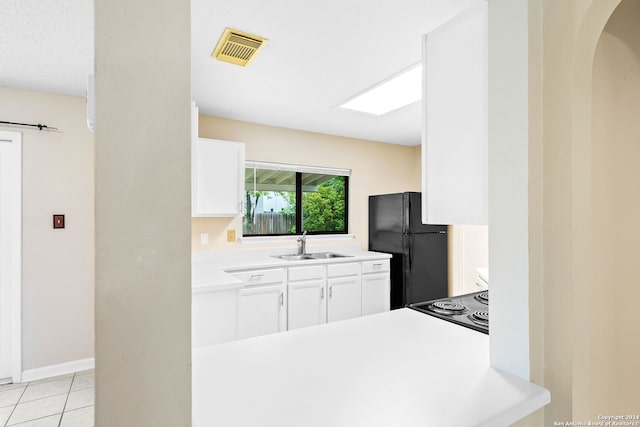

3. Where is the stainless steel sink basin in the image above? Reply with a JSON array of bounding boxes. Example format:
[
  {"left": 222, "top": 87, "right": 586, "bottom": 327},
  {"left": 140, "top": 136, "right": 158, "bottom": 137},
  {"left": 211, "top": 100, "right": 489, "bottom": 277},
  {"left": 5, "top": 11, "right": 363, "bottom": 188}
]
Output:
[
  {"left": 273, "top": 252, "right": 352, "bottom": 261},
  {"left": 274, "top": 254, "right": 315, "bottom": 261},
  {"left": 308, "top": 252, "right": 352, "bottom": 259}
]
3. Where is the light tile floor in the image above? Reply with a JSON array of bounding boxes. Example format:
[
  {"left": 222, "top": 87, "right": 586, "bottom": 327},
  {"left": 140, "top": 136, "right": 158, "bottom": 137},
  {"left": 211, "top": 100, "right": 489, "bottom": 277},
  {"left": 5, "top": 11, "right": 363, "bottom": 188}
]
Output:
[{"left": 0, "top": 370, "right": 94, "bottom": 427}]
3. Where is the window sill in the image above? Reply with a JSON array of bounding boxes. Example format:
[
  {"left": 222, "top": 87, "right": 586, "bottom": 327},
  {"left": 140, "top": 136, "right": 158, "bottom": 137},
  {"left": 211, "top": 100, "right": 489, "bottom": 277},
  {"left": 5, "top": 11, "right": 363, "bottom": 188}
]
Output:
[{"left": 239, "top": 234, "right": 355, "bottom": 244}]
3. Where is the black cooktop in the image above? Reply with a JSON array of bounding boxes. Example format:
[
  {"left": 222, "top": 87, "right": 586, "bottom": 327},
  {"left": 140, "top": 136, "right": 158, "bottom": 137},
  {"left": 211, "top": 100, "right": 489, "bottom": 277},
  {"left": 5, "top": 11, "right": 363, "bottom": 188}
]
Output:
[{"left": 409, "top": 291, "right": 489, "bottom": 334}]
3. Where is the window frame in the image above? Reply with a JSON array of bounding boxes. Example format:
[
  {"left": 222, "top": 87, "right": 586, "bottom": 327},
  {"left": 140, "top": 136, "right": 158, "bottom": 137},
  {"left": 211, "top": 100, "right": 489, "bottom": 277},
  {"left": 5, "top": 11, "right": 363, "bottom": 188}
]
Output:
[{"left": 243, "top": 161, "right": 350, "bottom": 237}]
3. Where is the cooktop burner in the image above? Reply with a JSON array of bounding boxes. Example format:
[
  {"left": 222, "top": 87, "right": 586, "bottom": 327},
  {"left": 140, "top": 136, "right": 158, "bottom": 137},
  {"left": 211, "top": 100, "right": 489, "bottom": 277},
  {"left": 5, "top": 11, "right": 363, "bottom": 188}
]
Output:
[
  {"left": 474, "top": 292, "right": 489, "bottom": 305},
  {"left": 468, "top": 310, "right": 489, "bottom": 327},
  {"left": 408, "top": 291, "right": 489, "bottom": 334},
  {"left": 429, "top": 301, "right": 468, "bottom": 315}
]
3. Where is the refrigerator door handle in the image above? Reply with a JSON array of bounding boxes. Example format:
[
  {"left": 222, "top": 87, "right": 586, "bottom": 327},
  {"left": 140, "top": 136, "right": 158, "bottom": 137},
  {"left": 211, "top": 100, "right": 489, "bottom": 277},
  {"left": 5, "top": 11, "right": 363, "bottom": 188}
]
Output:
[{"left": 407, "top": 233, "right": 412, "bottom": 271}]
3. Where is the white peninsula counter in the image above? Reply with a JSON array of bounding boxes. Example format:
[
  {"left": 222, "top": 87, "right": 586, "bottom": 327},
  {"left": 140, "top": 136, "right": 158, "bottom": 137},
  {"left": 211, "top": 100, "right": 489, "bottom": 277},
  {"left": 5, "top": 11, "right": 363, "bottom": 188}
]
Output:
[{"left": 193, "top": 308, "right": 550, "bottom": 427}]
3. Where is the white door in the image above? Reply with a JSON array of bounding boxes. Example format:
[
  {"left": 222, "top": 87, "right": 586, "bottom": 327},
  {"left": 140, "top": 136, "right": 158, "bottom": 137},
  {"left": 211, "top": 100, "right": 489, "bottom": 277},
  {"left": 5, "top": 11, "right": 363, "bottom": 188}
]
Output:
[
  {"left": 237, "top": 284, "right": 285, "bottom": 339},
  {"left": 288, "top": 279, "right": 326, "bottom": 330},
  {"left": 361, "top": 273, "right": 390, "bottom": 316},
  {"left": 327, "top": 276, "right": 361, "bottom": 323},
  {"left": 0, "top": 131, "right": 21, "bottom": 383}
]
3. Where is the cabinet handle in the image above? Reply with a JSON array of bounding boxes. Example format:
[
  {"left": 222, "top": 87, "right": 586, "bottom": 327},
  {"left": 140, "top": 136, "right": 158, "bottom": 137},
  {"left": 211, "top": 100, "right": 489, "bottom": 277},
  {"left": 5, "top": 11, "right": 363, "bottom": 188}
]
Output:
[
  {"left": 373, "top": 263, "right": 382, "bottom": 270},
  {"left": 249, "top": 274, "right": 264, "bottom": 281},
  {"left": 320, "top": 287, "right": 324, "bottom": 299},
  {"left": 329, "top": 286, "right": 333, "bottom": 299},
  {"left": 280, "top": 292, "right": 284, "bottom": 306}
]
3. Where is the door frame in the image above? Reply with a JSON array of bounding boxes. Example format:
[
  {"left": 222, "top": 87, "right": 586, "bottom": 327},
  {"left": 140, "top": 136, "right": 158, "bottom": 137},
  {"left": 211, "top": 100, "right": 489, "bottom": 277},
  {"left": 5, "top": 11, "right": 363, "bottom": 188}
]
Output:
[{"left": 0, "top": 130, "right": 22, "bottom": 383}]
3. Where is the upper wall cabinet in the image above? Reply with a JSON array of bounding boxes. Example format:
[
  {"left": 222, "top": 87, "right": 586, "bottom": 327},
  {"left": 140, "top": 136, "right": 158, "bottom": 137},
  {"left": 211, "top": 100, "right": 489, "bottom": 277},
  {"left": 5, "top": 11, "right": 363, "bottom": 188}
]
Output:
[
  {"left": 422, "top": 2, "right": 488, "bottom": 225},
  {"left": 192, "top": 137, "right": 246, "bottom": 217}
]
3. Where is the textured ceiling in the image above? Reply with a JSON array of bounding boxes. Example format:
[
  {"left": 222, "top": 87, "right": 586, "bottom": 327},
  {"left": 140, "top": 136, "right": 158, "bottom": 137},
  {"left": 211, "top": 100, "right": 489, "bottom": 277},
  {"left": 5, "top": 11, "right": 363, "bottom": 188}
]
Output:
[
  {"left": 0, "top": 0, "right": 480, "bottom": 146},
  {"left": 0, "top": 0, "right": 94, "bottom": 96}
]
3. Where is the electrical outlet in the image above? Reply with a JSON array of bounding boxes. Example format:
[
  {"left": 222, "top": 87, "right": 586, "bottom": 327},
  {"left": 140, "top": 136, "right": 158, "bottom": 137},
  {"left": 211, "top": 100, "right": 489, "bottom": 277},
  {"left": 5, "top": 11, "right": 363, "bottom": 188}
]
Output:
[
  {"left": 200, "top": 233, "right": 209, "bottom": 246},
  {"left": 227, "top": 229, "right": 236, "bottom": 242}
]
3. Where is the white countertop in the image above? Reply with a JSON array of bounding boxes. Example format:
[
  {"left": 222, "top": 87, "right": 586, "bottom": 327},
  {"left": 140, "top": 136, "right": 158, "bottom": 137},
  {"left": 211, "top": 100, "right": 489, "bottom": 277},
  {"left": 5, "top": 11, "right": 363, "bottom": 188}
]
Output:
[
  {"left": 192, "top": 246, "right": 392, "bottom": 292},
  {"left": 192, "top": 309, "right": 550, "bottom": 427}
]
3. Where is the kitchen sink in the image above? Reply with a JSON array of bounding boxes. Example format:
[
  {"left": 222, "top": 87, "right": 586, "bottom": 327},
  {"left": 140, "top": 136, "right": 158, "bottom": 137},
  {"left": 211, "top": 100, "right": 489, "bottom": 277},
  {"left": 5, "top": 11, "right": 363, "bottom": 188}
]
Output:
[
  {"left": 273, "top": 252, "right": 352, "bottom": 261},
  {"left": 274, "top": 254, "right": 315, "bottom": 261},
  {"left": 307, "top": 252, "right": 352, "bottom": 259}
]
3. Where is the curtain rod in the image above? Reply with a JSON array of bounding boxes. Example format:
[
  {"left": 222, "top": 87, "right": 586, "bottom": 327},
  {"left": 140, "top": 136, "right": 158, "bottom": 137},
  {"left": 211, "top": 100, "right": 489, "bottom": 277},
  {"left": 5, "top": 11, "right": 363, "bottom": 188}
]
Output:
[{"left": 0, "top": 120, "right": 59, "bottom": 131}]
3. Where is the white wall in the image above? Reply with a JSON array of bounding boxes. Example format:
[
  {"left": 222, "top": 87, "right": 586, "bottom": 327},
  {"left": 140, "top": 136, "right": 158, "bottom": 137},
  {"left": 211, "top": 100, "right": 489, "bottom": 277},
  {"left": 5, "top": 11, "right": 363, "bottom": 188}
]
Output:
[
  {"left": 487, "top": 0, "right": 531, "bottom": 380},
  {"left": 0, "top": 87, "right": 94, "bottom": 372}
]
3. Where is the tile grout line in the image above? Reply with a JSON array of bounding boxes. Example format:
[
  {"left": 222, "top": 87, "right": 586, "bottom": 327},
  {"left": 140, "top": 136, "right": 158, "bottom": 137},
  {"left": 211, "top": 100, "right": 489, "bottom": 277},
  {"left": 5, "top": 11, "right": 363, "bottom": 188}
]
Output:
[
  {"left": 57, "top": 374, "right": 75, "bottom": 427},
  {"left": 1, "top": 371, "right": 94, "bottom": 427},
  {"left": 4, "top": 382, "right": 28, "bottom": 427},
  {"left": 8, "top": 413, "right": 63, "bottom": 427}
]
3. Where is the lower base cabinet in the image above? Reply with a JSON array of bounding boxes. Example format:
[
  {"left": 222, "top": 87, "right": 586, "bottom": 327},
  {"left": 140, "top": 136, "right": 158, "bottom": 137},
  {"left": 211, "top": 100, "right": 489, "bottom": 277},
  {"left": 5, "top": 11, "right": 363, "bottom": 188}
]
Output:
[
  {"left": 226, "top": 268, "right": 286, "bottom": 340},
  {"left": 237, "top": 283, "right": 286, "bottom": 339},
  {"left": 362, "top": 273, "right": 390, "bottom": 315},
  {"left": 361, "top": 260, "right": 391, "bottom": 315},
  {"left": 288, "top": 265, "right": 327, "bottom": 330},
  {"left": 362, "top": 259, "right": 391, "bottom": 316},
  {"left": 326, "top": 275, "right": 361, "bottom": 323},
  {"left": 192, "top": 258, "right": 390, "bottom": 347}
]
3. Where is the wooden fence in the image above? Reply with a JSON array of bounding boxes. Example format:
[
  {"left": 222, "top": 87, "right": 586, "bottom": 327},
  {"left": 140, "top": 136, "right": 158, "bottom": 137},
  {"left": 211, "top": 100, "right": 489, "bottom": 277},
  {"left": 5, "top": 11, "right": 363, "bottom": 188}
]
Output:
[{"left": 243, "top": 212, "right": 295, "bottom": 235}]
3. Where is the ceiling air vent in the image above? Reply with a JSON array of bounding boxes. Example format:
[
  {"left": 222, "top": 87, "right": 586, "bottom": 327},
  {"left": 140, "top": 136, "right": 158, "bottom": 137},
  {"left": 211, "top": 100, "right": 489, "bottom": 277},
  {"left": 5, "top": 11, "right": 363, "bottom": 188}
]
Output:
[{"left": 212, "top": 28, "right": 267, "bottom": 67}]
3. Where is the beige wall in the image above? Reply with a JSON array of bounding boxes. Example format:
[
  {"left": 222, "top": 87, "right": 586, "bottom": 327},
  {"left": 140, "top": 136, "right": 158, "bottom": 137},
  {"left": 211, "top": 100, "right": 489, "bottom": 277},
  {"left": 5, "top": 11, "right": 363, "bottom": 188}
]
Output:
[
  {"left": 0, "top": 87, "right": 94, "bottom": 371},
  {"left": 589, "top": 0, "right": 640, "bottom": 416},
  {"left": 193, "top": 115, "right": 421, "bottom": 251},
  {"left": 527, "top": 0, "right": 640, "bottom": 424},
  {"left": 94, "top": 0, "right": 191, "bottom": 425}
]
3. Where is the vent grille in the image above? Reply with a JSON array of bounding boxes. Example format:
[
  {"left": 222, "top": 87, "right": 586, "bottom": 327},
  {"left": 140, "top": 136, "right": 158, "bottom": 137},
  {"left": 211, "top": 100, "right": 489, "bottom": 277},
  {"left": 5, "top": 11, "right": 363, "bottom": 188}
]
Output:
[{"left": 212, "top": 28, "right": 266, "bottom": 67}]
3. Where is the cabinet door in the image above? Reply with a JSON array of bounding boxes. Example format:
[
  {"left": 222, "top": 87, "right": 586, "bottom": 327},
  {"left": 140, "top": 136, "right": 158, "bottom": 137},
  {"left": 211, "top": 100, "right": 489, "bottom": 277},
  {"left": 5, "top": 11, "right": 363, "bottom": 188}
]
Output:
[
  {"left": 192, "top": 289, "right": 237, "bottom": 348},
  {"left": 361, "top": 273, "right": 390, "bottom": 316},
  {"left": 192, "top": 138, "right": 245, "bottom": 217},
  {"left": 237, "top": 284, "right": 286, "bottom": 340},
  {"left": 327, "top": 276, "right": 361, "bottom": 323},
  {"left": 422, "top": 3, "right": 488, "bottom": 225},
  {"left": 288, "top": 279, "right": 327, "bottom": 330}
]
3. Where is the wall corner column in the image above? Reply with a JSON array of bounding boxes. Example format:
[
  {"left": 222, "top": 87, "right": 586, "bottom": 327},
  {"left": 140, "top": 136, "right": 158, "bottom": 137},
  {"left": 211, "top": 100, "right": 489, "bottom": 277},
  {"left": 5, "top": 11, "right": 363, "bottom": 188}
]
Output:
[{"left": 94, "top": 0, "right": 192, "bottom": 425}]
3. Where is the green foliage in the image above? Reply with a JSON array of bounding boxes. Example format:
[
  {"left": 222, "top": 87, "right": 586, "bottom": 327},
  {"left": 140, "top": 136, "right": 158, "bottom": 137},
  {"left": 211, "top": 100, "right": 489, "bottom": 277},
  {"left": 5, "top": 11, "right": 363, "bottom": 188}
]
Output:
[
  {"left": 242, "top": 175, "right": 346, "bottom": 235},
  {"left": 302, "top": 176, "right": 345, "bottom": 232}
]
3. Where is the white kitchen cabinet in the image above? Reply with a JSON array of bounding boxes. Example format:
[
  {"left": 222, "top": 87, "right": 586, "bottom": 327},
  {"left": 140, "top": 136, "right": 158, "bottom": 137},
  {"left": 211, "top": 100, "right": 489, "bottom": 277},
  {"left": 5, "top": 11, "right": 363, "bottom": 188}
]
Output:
[
  {"left": 287, "top": 265, "right": 326, "bottom": 330},
  {"left": 228, "top": 268, "right": 286, "bottom": 339},
  {"left": 237, "top": 284, "right": 286, "bottom": 339},
  {"left": 361, "top": 260, "right": 390, "bottom": 316},
  {"left": 194, "top": 257, "right": 392, "bottom": 346},
  {"left": 192, "top": 289, "right": 237, "bottom": 347},
  {"left": 327, "top": 263, "right": 361, "bottom": 323},
  {"left": 422, "top": 3, "right": 488, "bottom": 225},
  {"left": 192, "top": 137, "right": 245, "bottom": 217}
]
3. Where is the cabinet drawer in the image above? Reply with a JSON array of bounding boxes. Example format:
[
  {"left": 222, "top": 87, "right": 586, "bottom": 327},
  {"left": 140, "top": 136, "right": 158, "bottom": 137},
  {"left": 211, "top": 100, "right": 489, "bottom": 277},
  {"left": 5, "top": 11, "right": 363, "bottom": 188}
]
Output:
[
  {"left": 227, "top": 268, "right": 284, "bottom": 285},
  {"left": 362, "top": 259, "right": 390, "bottom": 274},
  {"left": 327, "top": 262, "right": 360, "bottom": 278},
  {"left": 288, "top": 265, "right": 325, "bottom": 282}
]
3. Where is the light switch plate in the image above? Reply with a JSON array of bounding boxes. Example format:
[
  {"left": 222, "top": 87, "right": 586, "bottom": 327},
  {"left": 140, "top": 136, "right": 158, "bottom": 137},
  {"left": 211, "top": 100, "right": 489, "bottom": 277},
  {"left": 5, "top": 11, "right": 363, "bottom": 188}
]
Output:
[
  {"left": 227, "top": 229, "right": 236, "bottom": 242},
  {"left": 200, "top": 233, "right": 209, "bottom": 246}
]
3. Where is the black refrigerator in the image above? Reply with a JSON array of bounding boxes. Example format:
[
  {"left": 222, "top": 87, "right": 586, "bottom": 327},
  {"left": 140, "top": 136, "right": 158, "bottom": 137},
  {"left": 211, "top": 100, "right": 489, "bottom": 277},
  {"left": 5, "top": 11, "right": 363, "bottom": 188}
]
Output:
[{"left": 368, "top": 192, "right": 448, "bottom": 309}]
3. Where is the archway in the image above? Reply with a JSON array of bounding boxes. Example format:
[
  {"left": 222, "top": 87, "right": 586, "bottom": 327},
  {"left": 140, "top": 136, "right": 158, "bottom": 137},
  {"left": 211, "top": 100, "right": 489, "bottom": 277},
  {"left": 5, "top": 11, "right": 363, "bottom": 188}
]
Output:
[{"left": 572, "top": 0, "right": 639, "bottom": 419}]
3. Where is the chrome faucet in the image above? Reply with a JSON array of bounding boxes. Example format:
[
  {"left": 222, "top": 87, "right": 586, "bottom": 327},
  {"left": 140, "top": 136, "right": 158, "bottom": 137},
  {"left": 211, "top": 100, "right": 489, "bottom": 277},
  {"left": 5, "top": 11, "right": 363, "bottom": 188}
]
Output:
[{"left": 297, "top": 231, "right": 307, "bottom": 255}]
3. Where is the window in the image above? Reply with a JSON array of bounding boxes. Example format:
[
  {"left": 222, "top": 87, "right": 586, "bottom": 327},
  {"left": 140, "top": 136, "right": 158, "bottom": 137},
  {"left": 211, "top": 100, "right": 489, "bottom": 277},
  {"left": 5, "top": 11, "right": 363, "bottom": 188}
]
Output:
[{"left": 243, "top": 162, "right": 349, "bottom": 236}]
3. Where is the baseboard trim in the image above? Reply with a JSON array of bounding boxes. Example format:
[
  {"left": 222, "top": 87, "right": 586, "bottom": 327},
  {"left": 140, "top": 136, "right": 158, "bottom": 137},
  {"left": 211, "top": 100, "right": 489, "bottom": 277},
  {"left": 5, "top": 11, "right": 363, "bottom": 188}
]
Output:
[{"left": 21, "top": 357, "right": 94, "bottom": 383}]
